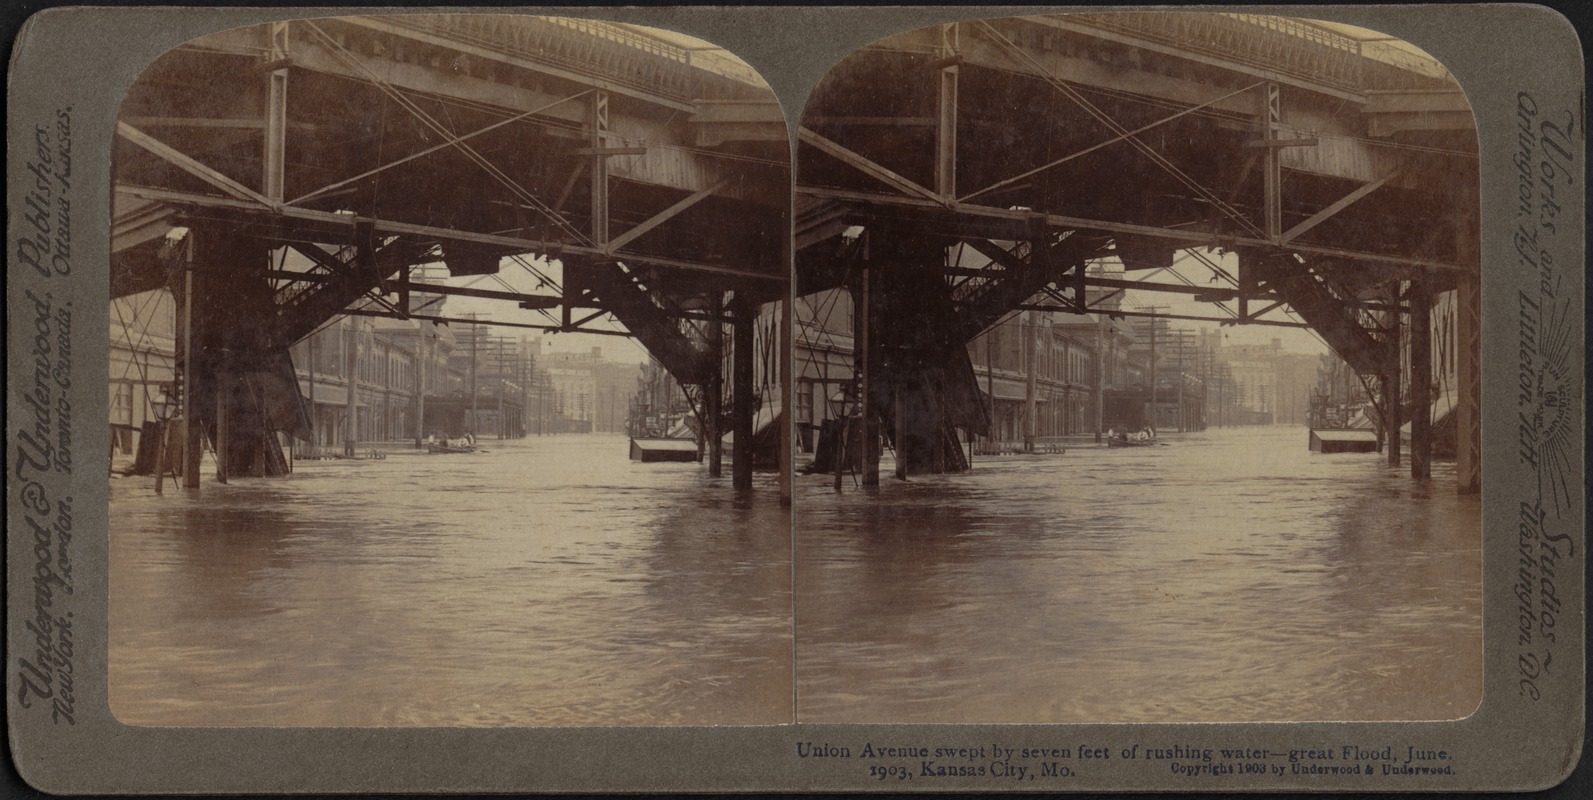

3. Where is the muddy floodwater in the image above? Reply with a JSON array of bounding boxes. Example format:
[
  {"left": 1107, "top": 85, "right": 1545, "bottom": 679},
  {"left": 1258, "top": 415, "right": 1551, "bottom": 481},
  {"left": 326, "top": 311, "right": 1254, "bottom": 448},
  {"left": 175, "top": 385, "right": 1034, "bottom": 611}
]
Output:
[
  {"left": 111, "top": 426, "right": 1479, "bottom": 727},
  {"left": 795, "top": 426, "right": 1482, "bottom": 723},
  {"left": 110, "top": 434, "right": 792, "bottom": 727}
]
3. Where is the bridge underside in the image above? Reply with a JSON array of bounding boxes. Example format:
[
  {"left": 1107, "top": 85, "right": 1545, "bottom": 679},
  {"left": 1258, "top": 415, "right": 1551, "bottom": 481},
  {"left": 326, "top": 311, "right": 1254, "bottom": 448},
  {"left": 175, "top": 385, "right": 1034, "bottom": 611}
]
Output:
[
  {"left": 798, "top": 14, "right": 1479, "bottom": 489},
  {"left": 113, "top": 15, "right": 788, "bottom": 491}
]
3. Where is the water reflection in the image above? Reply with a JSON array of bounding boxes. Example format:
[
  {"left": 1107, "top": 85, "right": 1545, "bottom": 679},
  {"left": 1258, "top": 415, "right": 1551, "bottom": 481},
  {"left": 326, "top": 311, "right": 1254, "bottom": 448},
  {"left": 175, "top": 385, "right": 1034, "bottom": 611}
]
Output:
[
  {"left": 795, "top": 426, "right": 1481, "bottom": 723},
  {"left": 110, "top": 435, "right": 792, "bottom": 727}
]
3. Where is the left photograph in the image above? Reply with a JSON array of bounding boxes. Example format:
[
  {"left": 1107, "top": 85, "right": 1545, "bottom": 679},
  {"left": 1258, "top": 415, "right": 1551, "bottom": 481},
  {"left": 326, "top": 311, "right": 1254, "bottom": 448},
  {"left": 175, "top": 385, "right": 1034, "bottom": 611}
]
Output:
[{"left": 107, "top": 14, "right": 791, "bottom": 726}]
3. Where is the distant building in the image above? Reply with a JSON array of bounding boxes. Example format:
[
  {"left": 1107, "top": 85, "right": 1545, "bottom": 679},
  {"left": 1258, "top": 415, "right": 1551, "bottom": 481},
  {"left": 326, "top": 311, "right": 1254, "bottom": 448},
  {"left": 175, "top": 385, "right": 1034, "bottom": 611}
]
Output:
[
  {"left": 536, "top": 345, "right": 643, "bottom": 434},
  {"left": 109, "top": 289, "right": 178, "bottom": 456}
]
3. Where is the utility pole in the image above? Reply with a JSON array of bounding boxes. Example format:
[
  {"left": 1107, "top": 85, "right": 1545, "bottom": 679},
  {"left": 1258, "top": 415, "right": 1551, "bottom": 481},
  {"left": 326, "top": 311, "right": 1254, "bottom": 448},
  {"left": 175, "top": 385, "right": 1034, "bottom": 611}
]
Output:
[
  {"left": 413, "top": 325, "right": 426, "bottom": 449},
  {"left": 467, "top": 314, "right": 479, "bottom": 436},
  {"left": 307, "top": 329, "right": 317, "bottom": 447},
  {"left": 495, "top": 336, "right": 507, "bottom": 440},
  {"left": 986, "top": 325, "right": 996, "bottom": 451},
  {"left": 1023, "top": 312, "right": 1039, "bottom": 453},
  {"left": 1094, "top": 312, "right": 1105, "bottom": 443},
  {"left": 1141, "top": 307, "right": 1164, "bottom": 432},
  {"left": 1176, "top": 332, "right": 1186, "bottom": 433}
]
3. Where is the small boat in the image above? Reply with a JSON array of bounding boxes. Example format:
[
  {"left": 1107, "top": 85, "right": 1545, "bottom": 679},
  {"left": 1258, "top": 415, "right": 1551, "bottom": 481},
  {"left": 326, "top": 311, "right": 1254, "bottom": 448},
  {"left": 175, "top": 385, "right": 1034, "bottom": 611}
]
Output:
[
  {"left": 1309, "top": 428, "right": 1378, "bottom": 453},
  {"left": 630, "top": 437, "right": 699, "bottom": 463},
  {"left": 424, "top": 442, "right": 478, "bottom": 455},
  {"left": 424, "top": 434, "right": 478, "bottom": 454},
  {"left": 1106, "top": 436, "right": 1159, "bottom": 448},
  {"left": 1106, "top": 427, "right": 1159, "bottom": 447},
  {"left": 1307, "top": 392, "right": 1379, "bottom": 453}
]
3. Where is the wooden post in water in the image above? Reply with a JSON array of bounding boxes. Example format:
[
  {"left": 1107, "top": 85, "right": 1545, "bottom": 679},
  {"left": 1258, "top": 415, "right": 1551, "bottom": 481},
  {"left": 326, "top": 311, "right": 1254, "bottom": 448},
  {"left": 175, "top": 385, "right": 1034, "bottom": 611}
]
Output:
[
  {"left": 731, "top": 296, "right": 754, "bottom": 490},
  {"left": 215, "top": 368, "right": 229, "bottom": 484},
  {"left": 859, "top": 260, "right": 879, "bottom": 486},
  {"left": 154, "top": 421, "right": 168, "bottom": 495},
  {"left": 894, "top": 384, "right": 908, "bottom": 480}
]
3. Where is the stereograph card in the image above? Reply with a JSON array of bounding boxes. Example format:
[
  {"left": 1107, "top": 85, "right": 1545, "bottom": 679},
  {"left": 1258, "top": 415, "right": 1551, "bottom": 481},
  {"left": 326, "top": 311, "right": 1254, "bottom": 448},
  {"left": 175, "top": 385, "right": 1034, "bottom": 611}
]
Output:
[{"left": 5, "top": 3, "right": 1586, "bottom": 794}]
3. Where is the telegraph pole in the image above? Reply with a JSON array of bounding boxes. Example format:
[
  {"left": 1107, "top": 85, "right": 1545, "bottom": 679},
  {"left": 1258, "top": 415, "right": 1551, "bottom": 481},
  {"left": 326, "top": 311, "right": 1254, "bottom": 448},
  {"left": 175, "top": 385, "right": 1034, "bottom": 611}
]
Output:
[
  {"left": 1094, "top": 313, "right": 1105, "bottom": 443},
  {"left": 413, "top": 325, "right": 426, "bottom": 449},
  {"left": 1176, "top": 332, "right": 1186, "bottom": 433},
  {"left": 1141, "top": 307, "right": 1165, "bottom": 432},
  {"left": 467, "top": 314, "right": 479, "bottom": 436},
  {"left": 344, "top": 316, "right": 358, "bottom": 457}
]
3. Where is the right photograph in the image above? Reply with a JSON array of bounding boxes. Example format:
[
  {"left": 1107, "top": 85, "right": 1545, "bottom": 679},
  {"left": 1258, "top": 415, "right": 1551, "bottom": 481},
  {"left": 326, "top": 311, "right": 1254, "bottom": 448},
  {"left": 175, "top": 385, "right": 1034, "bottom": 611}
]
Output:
[{"left": 794, "top": 13, "right": 1482, "bottom": 723}]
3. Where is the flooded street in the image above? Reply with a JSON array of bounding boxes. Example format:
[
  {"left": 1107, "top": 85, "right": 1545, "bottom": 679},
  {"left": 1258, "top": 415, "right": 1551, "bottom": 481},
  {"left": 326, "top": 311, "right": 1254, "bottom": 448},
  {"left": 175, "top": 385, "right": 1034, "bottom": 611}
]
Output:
[
  {"left": 112, "top": 427, "right": 1480, "bottom": 728},
  {"left": 795, "top": 426, "right": 1481, "bottom": 724},
  {"left": 110, "top": 435, "right": 792, "bottom": 727}
]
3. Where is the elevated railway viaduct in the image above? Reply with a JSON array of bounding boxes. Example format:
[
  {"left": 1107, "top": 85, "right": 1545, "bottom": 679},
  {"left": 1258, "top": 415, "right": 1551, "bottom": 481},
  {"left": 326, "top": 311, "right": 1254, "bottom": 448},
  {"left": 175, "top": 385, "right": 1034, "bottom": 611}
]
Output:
[
  {"left": 796, "top": 13, "right": 1479, "bottom": 490},
  {"left": 111, "top": 15, "right": 788, "bottom": 492}
]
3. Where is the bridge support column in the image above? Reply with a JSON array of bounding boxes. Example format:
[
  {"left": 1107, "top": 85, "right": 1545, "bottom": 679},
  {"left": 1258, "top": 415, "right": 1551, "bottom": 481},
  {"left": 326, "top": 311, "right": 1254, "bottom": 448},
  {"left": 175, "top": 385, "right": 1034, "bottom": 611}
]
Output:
[
  {"left": 178, "top": 239, "right": 202, "bottom": 488},
  {"left": 1409, "top": 279, "right": 1432, "bottom": 480},
  {"left": 1385, "top": 282, "right": 1402, "bottom": 468},
  {"left": 178, "top": 229, "right": 297, "bottom": 483},
  {"left": 731, "top": 296, "right": 754, "bottom": 491},
  {"left": 706, "top": 293, "right": 724, "bottom": 478}
]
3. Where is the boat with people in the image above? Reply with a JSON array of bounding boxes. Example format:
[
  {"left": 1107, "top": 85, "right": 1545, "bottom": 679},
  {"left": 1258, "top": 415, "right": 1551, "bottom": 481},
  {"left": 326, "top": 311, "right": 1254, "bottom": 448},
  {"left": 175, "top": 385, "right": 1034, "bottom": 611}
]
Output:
[
  {"left": 1105, "top": 426, "right": 1160, "bottom": 448},
  {"left": 424, "top": 432, "right": 479, "bottom": 454}
]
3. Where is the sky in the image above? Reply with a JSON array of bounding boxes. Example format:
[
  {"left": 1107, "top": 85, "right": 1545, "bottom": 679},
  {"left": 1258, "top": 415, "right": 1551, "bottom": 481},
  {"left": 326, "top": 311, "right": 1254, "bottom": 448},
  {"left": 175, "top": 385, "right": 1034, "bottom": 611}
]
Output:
[
  {"left": 417, "top": 256, "right": 652, "bottom": 365},
  {"left": 1108, "top": 250, "right": 1330, "bottom": 356}
]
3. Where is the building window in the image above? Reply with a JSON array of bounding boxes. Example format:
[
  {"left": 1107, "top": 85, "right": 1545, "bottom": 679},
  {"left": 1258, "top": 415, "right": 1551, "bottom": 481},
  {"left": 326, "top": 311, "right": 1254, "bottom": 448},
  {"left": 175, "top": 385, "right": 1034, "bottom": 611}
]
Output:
[
  {"left": 111, "top": 383, "right": 134, "bottom": 426},
  {"left": 795, "top": 380, "right": 813, "bottom": 424}
]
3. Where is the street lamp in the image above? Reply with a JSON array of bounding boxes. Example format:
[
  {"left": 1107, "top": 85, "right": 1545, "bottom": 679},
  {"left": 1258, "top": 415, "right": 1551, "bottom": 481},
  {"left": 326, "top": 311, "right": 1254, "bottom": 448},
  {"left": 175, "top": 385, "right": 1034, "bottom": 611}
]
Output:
[
  {"left": 152, "top": 387, "right": 176, "bottom": 423},
  {"left": 151, "top": 386, "right": 176, "bottom": 495}
]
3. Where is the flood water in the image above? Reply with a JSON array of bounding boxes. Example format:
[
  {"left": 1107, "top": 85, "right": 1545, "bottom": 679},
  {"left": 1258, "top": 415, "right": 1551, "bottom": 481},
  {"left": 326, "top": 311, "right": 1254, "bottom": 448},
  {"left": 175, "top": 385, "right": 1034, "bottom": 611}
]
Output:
[
  {"left": 110, "top": 434, "right": 792, "bottom": 727},
  {"left": 795, "top": 426, "right": 1482, "bottom": 723},
  {"left": 112, "top": 426, "right": 1480, "bottom": 728}
]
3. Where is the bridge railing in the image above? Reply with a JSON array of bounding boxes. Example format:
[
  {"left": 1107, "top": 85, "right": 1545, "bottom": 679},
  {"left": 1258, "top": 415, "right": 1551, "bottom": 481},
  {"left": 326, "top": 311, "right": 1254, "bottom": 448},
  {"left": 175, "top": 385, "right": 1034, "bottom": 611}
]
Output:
[
  {"left": 385, "top": 14, "right": 695, "bottom": 101},
  {"left": 1064, "top": 13, "right": 1454, "bottom": 93},
  {"left": 1071, "top": 12, "right": 1364, "bottom": 91}
]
